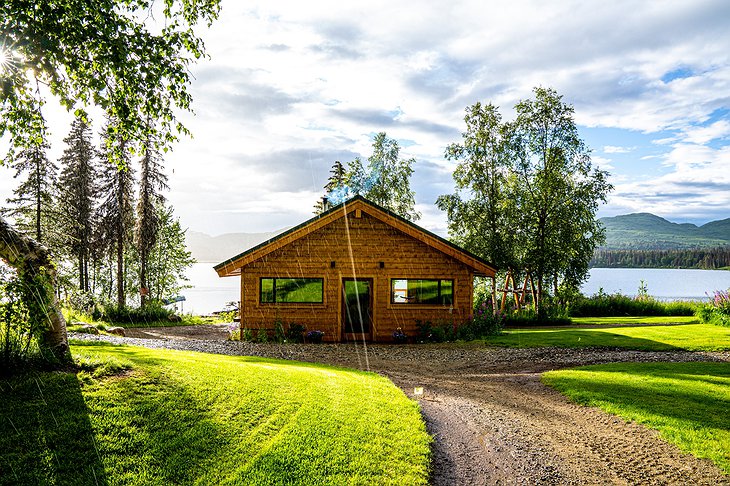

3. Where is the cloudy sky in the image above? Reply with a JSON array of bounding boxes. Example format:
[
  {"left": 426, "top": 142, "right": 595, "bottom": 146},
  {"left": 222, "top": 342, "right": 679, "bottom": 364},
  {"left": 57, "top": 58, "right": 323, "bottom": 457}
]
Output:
[{"left": 2, "top": 0, "right": 729, "bottom": 237}]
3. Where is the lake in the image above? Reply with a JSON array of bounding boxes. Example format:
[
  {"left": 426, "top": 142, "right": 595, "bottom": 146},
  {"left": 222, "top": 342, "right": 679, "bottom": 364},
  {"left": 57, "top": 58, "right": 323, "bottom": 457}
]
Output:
[
  {"left": 179, "top": 263, "right": 730, "bottom": 315},
  {"left": 179, "top": 262, "right": 239, "bottom": 315},
  {"left": 581, "top": 268, "right": 730, "bottom": 301}
]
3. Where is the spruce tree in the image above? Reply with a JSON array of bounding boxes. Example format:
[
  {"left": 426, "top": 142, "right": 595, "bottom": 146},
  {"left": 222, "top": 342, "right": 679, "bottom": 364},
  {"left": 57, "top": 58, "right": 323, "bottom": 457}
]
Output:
[
  {"left": 97, "top": 119, "right": 136, "bottom": 308},
  {"left": 135, "top": 130, "right": 168, "bottom": 307},
  {"left": 57, "top": 116, "right": 98, "bottom": 293},
  {"left": 4, "top": 137, "right": 58, "bottom": 245}
]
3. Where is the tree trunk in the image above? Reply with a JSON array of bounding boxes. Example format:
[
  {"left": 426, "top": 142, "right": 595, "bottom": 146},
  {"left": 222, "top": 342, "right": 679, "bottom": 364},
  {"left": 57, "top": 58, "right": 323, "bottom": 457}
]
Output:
[
  {"left": 116, "top": 238, "right": 124, "bottom": 308},
  {"left": 35, "top": 164, "right": 42, "bottom": 242},
  {"left": 78, "top": 251, "right": 85, "bottom": 292},
  {"left": 0, "top": 215, "right": 70, "bottom": 362},
  {"left": 140, "top": 249, "right": 148, "bottom": 308}
]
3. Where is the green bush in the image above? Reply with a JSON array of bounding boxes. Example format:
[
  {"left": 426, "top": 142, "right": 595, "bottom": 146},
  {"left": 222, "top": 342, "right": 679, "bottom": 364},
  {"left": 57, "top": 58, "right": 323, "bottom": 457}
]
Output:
[
  {"left": 241, "top": 328, "right": 254, "bottom": 342},
  {"left": 569, "top": 290, "right": 698, "bottom": 317},
  {"left": 227, "top": 324, "right": 241, "bottom": 341},
  {"left": 256, "top": 328, "right": 269, "bottom": 343},
  {"left": 218, "top": 310, "right": 237, "bottom": 323},
  {"left": 100, "top": 301, "right": 174, "bottom": 324},
  {"left": 697, "top": 290, "right": 730, "bottom": 327},
  {"left": 415, "top": 311, "right": 503, "bottom": 343},
  {"left": 66, "top": 290, "right": 96, "bottom": 315},
  {"left": 286, "top": 323, "right": 306, "bottom": 343},
  {"left": 502, "top": 310, "right": 571, "bottom": 327},
  {"left": 1, "top": 268, "right": 51, "bottom": 371},
  {"left": 273, "top": 319, "right": 286, "bottom": 343}
]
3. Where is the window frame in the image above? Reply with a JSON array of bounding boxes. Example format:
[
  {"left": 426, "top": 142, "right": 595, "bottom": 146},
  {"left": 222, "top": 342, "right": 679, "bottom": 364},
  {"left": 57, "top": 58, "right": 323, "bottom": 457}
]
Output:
[
  {"left": 390, "top": 278, "right": 454, "bottom": 306},
  {"left": 259, "top": 277, "right": 325, "bottom": 304}
]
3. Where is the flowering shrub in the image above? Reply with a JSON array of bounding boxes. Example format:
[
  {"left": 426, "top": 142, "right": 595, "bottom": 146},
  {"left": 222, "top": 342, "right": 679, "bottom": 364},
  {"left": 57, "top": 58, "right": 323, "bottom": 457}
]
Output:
[
  {"left": 469, "top": 299, "right": 504, "bottom": 336},
  {"left": 698, "top": 290, "right": 730, "bottom": 327},
  {"left": 306, "top": 330, "right": 324, "bottom": 343},
  {"left": 227, "top": 323, "right": 241, "bottom": 341},
  {"left": 392, "top": 327, "right": 407, "bottom": 343}
]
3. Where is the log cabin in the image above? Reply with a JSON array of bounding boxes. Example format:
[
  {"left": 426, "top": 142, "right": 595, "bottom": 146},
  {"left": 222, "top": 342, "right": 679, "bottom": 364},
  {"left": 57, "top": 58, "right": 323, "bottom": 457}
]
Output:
[{"left": 214, "top": 196, "right": 497, "bottom": 342}]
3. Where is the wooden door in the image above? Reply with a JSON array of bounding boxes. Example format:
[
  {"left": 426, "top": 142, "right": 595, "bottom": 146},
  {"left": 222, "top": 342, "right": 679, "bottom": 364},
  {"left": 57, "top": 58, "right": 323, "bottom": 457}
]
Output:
[{"left": 342, "top": 278, "right": 372, "bottom": 340}]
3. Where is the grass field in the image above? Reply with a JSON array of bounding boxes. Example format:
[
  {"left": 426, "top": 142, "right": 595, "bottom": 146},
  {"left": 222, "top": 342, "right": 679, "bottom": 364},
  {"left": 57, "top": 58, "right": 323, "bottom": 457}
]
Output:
[
  {"left": 482, "top": 323, "right": 730, "bottom": 351},
  {"left": 64, "top": 307, "right": 221, "bottom": 331},
  {"left": 543, "top": 362, "right": 730, "bottom": 474},
  {"left": 0, "top": 343, "right": 430, "bottom": 485},
  {"left": 570, "top": 316, "right": 699, "bottom": 326}
]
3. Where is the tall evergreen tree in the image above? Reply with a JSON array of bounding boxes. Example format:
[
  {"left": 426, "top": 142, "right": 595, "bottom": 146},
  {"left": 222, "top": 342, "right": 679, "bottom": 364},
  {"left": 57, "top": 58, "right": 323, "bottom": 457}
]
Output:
[
  {"left": 57, "top": 116, "right": 98, "bottom": 293},
  {"left": 135, "top": 130, "right": 168, "bottom": 307},
  {"left": 324, "top": 160, "right": 347, "bottom": 192},
  {"left": 97, "top": 120, "right": 136, "bottom": 308},
  {"left": 4, "top": 137, "right": 58, "bottom": 245},
  {"left": 0, "top": 0, "right": 220, "bottom": 362}
]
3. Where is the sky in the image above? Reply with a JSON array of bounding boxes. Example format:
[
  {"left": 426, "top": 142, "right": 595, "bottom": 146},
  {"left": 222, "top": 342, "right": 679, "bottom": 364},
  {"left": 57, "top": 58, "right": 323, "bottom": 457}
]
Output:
[{"left": 2, "top": 0, "right": 730, "bottom": 237}]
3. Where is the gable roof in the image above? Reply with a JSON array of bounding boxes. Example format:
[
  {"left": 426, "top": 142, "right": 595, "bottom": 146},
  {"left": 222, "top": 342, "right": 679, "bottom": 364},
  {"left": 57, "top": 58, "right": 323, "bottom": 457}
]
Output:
[{"left": 214, "top": 195, "right": 497, "bottom": 277}]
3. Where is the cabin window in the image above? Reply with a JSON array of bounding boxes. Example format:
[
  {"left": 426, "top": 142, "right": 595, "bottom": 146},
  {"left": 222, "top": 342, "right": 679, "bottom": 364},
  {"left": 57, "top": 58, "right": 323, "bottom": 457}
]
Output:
[
  {"left": 260, "top": 277, "right": 324, "bottom": 303},
  {"left": 391, "top": 279, "right": 453, "bottom": 305}
]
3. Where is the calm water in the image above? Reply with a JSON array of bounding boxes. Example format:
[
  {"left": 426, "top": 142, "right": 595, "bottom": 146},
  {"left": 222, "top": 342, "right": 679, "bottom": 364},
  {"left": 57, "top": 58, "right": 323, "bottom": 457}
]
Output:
[
  {"left": 581, "top": 268, "right": 730, "bottom": 301},
  {"left": 179, "top": 263, "right": 730, "bottom": 315},
  {"left": 179, "top": 262, "right": 239, "bottom": 315}
]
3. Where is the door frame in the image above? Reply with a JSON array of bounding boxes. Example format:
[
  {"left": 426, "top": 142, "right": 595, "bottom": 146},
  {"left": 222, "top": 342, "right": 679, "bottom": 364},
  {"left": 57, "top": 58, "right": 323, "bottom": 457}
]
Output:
[{"left": 341, "top": 277, "right": 373, "bottom": 341}]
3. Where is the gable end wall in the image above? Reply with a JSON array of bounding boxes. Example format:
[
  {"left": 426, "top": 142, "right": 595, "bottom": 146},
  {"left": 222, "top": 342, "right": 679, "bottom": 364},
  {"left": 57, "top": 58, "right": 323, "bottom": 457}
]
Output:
[{"left": 239, "top": 210, "right": 475, "bottom": 342}]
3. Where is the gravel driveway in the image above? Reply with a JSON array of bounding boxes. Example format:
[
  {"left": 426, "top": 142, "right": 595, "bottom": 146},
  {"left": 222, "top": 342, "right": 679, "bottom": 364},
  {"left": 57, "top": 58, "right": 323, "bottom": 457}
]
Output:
[{"left": 72, "top": 326, "right": 730, "bottom": 485}]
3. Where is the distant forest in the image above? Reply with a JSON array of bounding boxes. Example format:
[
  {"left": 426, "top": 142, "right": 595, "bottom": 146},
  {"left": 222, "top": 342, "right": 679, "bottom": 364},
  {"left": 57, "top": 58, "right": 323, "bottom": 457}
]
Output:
[{"left": 591, "top": 247, "right": 730, "bottom": 270}]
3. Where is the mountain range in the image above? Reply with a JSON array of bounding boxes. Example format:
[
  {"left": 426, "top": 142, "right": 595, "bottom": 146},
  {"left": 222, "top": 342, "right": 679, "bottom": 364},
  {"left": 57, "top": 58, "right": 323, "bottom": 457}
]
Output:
[
  {"left": 185, "top": 229, "right": 287, "bottom": 263},
  {"left": 185, "top": 213, "right": 730, "bottom": 263},
  {"left": 599, "top": 213, "right": 730, "bottom": 250}
]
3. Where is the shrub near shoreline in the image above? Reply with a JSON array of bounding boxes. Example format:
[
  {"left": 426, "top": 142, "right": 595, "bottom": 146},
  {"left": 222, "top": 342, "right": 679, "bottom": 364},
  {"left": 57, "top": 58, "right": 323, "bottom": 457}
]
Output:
[
  {"left": 568, "top": 290, "right": 698, "bottom": 318},
  {"left": 697, "top": 290, "right": 730, "bottom": 327}
]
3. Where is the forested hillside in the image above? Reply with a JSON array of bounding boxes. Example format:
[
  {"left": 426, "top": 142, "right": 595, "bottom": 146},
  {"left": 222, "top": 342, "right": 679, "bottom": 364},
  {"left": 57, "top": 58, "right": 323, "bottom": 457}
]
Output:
[
  {"left": 594, "top": 213, "right": 730, "bottom": 269},
  {"left": 591, "top": 247, "right": 730, "bottom": 269},
  {"left": 599, "top": 213, "right": 730, "bottom": 250}
]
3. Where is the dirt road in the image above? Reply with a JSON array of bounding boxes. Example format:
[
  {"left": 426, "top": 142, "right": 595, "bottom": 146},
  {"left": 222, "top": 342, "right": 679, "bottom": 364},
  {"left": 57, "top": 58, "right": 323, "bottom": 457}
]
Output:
[{"left": 73, "top": 327, "right": 730, "bottom": 485}]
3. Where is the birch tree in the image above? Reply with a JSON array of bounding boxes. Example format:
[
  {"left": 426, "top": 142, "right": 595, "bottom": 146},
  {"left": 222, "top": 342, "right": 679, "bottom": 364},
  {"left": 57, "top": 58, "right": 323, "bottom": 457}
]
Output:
[{"left": 0, "top": 0, "right": 221, "bottom": 360}]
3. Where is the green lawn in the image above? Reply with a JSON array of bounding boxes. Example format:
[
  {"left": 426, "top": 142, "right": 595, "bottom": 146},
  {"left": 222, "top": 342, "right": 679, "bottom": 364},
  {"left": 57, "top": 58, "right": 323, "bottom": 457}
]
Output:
[
  {"left": 0, "top": 343, "right": 430, "bottom": 485},
  {"left": 543, "top": 362, "right": 730, "bottom": 474},
  {"left": 571, "top": 315, "right": 699, "bottom": 326},
  {"left": 483, "top": 323, "right": 730, "bottom": 351}
]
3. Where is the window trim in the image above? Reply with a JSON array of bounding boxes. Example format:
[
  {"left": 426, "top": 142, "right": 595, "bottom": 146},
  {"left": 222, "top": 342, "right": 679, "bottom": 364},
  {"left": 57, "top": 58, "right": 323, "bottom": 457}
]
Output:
[
  {"left": 390, "top": 278, "right": 454, "bottom": 306},
  {"left": 259, "top": 277, "right": 325, "bottom": 304}
]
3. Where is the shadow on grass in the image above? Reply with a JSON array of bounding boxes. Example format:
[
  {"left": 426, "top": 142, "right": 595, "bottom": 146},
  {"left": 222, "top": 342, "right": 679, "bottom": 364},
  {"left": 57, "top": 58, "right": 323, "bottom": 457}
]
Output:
[
  {"left": 545, "top": 362, "right": 730, "bottom": 431},
  {"left": 0, "top": 351, "right": 237, "bottom": 485},
  {"left": 90, "top": 368, "right": 233, "bottom": 484},
  {"left": 0, "top": 371, "right": 108, "bottom": 486},
  {"left": 486, "top": 328, "right": 683, "bottom": 351},
  {"left": 70, "top": 342, "right": 329, "bottom": 484}
]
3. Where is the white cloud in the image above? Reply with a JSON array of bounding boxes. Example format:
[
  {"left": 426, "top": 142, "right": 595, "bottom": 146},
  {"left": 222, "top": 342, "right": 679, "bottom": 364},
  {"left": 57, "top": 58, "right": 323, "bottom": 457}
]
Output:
[
  {"left": 681, "top": 120, "right": 730, "bottom": 144},
  {"left": 2, "top": 0, "right": 730, "bottom": 234},
  {"left": 608, "top": 142, "right": 730, "bottom": 221},
  {"left": 603, "top": 146, "right": 635, "bottom": 154},
  {"left": 591, "top": 156, "right": 614, "bottom": 170}
]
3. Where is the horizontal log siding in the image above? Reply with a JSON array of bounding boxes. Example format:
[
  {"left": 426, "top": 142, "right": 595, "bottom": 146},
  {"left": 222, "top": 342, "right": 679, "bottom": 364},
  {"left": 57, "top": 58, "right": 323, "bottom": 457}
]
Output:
[{"left": 239, "top": 211, "right": 475, "bottom": 342}]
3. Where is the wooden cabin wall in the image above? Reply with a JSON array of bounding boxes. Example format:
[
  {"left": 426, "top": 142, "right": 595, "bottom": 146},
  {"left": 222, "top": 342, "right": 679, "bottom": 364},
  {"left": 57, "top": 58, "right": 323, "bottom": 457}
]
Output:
[{"left": 239, "top": 210, "right": 476, "bottom": 342}]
